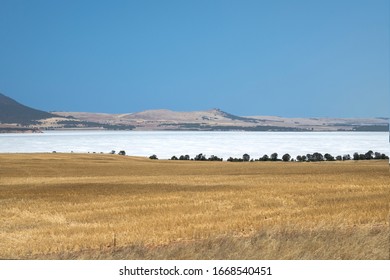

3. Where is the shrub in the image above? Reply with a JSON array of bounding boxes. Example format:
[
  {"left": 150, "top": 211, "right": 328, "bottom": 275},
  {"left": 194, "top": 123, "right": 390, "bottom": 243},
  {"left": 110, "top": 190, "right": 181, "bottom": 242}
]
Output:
[
  {"left": 343, "top": 154, "right": 351, "bottom": 161},
  {"left": 259, "top": 154, "right": 269, "bottom": 161},
  {"left": 282, "top": 153, "right": 291, "bottom": 162},
  {"left": 194, "top": 153, "right": 207, "bottom": 161},
  {"left": 178, "top": 155, "right": 190, "bottom": 160},
  {"left": 227, "top": 157, "right": 242, "bottom": 162},
  {"left": 242, "top": 154, "right": 250, "bottom": 162},
  {"left": 208, "top": 155, "right": 223, "bottom": 161},
  {"left": 365, "top": 150, "right": 373, "bottom": 160},
  {"left": 312, "top": 152, "right": 324, "bottom": 161},
  {"left": 324, "top": 153, "right": 335, "bottom": 161}
]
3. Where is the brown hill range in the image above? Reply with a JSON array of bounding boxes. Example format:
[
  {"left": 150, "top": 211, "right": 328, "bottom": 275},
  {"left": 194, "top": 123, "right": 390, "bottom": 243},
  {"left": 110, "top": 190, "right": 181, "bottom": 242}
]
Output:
[
  {"left": 54, "top": 109, "right": 388, "bottom": 131},
  {"left": 0, "top": 93, "right": 388, "bottom": 132}
]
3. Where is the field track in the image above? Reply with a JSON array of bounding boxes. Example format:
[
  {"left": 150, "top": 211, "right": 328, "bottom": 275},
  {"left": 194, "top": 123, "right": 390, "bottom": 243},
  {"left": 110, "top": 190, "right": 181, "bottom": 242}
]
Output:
[{"left": 0, "top": 153, "right": 389, "bottom": 259}]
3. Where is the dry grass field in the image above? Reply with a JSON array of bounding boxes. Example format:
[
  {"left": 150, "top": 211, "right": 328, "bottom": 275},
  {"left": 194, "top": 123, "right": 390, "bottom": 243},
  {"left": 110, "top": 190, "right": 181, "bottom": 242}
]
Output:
[{"left": 0, "top": 153, "right": 389, "bottom": 259}]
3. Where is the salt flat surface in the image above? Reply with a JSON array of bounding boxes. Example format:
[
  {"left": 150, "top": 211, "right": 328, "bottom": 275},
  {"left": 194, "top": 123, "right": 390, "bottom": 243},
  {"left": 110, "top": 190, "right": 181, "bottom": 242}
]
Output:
[{"left": 0, "top": 131, "right": 388, "bottom": 159}]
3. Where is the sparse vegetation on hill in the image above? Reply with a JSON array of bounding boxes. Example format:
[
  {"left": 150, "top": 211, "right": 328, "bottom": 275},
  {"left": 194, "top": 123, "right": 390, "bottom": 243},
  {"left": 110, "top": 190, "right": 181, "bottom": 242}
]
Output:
[
  {"left": 54, "top": 120, "right": 135, "bottom": 130},
  {"left": 170, "top": 123, "right": 311, "bottom": 131},
  {"left": 0, "top": 126, "right": 42, "bottom": 133},
  {"left": 352, "top": 125, "right": 389, "bottom": 131}
]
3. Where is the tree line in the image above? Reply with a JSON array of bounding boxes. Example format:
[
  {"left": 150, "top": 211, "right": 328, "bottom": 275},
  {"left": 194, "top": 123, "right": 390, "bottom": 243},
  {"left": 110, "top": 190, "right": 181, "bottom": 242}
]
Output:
[{"left": 147, "top": 150, "right": 388, "bottom": 162}]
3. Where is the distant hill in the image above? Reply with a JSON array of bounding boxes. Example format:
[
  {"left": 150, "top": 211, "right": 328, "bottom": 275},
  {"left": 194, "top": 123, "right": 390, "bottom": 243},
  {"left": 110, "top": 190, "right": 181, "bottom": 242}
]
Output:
[
  {"left": 0, "top": 93, "right": 135, "bottom": 132},
  {"left": 54, "top": 109, "right": 389, "bottom": 132},
  {"left": 54, "top": 108, "right": 279, "bottom": 131},
  {"left": 0, "top": 93, "right": 56, "bottom": 124}
]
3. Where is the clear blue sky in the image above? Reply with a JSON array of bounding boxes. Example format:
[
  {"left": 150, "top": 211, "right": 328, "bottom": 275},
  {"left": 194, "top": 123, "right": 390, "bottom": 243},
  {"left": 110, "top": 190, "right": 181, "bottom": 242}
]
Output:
[{"left": 0, "top": 0, "right": 388, "bottom": 117}]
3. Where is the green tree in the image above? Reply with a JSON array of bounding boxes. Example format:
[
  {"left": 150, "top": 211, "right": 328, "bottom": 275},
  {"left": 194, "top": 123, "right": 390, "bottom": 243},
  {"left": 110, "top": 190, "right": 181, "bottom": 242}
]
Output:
[
  {"left": 243, "top": 154, "right": 250, "bottom": 162},
  {"left": 282, "top": 153, "right": 291, "bottom": 162}
]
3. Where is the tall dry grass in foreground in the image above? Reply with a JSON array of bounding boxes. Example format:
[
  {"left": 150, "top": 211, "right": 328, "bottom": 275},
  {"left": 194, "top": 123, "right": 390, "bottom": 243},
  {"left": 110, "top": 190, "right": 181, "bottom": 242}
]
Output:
[{"left": 0, "top": 153, "right": 389, "bottom": 259}]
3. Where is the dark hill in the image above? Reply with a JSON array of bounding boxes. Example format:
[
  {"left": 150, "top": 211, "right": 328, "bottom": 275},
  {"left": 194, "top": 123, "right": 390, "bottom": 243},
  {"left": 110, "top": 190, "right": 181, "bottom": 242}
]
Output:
[{"left": 0, "top": 93, "right": 56, "bottom": 124}]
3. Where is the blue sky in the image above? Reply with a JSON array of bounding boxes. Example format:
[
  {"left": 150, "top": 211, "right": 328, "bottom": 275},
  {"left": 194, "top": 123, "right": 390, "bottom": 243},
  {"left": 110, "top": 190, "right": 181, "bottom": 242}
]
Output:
[{"left": 0, "top": 0, "right": 388, "bottom": 117}]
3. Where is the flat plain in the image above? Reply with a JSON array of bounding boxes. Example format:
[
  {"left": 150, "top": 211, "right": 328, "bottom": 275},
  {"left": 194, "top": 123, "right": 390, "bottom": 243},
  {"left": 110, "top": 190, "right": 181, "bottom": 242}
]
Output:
[{"left": 0, "top": 153, "right": 389, "bottom": 259}]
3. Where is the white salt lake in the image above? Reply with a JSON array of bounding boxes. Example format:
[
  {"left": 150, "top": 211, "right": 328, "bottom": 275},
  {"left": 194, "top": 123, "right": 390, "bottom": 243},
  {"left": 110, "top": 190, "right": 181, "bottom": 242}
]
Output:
[{"left": 0, "top": 131, "right": 388, "bottom": 160}]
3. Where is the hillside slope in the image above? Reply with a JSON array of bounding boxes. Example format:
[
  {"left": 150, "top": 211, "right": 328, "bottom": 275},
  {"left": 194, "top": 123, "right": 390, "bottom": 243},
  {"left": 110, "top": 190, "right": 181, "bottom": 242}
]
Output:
[
  {"left": 0, "top": 93, "right": 55, "bottom": 124},
  {"left": 0, "top": 93, "right": 135, "bottom": 132}
]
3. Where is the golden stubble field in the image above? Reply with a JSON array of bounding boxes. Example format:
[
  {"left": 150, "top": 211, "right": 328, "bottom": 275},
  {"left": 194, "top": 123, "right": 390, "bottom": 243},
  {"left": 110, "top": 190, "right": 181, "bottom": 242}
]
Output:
[{"left": 0, "top": 153, "right": 389, "bottom": 259}]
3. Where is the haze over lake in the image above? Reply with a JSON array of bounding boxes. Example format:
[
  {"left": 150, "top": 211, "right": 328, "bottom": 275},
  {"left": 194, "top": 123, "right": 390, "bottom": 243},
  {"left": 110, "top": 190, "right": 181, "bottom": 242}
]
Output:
[{"left": 0, "top": 131, "right": 387, "bottom": 160}]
